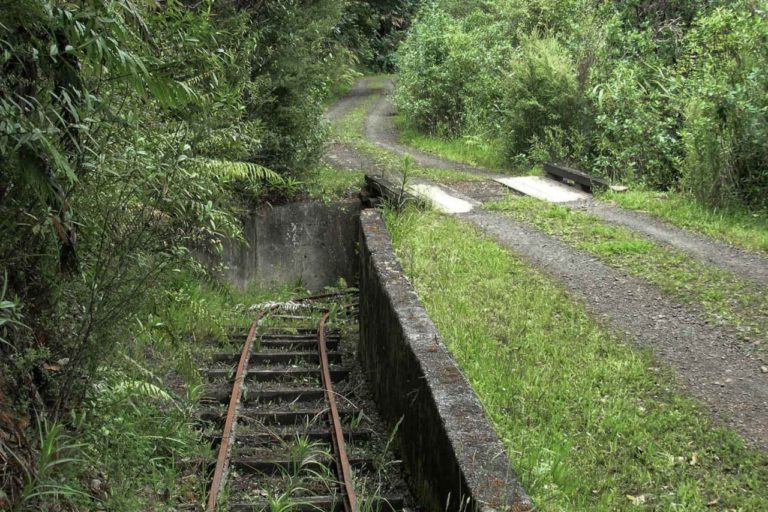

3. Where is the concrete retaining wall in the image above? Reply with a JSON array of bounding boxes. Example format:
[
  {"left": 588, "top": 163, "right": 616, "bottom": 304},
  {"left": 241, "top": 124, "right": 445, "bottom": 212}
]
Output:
[
  {"left": 358, "top": 209, "right": 533, "bottom": 512},
  {"left": 197, "top": 200, "right": 360, "bottom": 291}
]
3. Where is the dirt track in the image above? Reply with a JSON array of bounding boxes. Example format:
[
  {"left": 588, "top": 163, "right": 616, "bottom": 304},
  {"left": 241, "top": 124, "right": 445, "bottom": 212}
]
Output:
[{"left": 325, "top": 78, "right": 768, "bottom": 450}]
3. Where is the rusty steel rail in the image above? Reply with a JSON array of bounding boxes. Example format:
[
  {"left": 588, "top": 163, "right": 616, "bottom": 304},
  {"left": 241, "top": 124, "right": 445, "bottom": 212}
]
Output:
[
  {"left": 318, "top": 312, "right": 359, "bottom": 512},
  {"left": 295, "top": 290, "right": 356, "bottom": 303},
  {"left": 206, "top": 310, "right": 269, "bottom": 512}
]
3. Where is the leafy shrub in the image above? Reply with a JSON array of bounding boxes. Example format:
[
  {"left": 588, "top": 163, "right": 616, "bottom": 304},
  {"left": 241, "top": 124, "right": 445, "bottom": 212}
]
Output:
[
  {"left": 395, "top": 7, "right": 468, "bottom": 134},
  {"left": 500, "top": 35, "right": 584, "bottom": 163},
  {"left": 679, "top": 6, "right": 768, "bottom": 209},
  {"left": 587, "top": 60, "right": 682, "bottom": 186}
]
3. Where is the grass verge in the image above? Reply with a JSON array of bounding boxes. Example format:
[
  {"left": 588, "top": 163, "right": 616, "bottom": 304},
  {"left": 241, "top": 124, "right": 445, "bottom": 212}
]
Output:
[
  {"left": 393, "top": 114, "right": 510, "bottom": 171},
  {"left": 329, "top": 79, "right": 485, "bottom": 184},
  {"left": 487, "top": 197, "right": 768, "bottom": 344},
  {"left": 384, "top": 207, "right": 768, "bottom": 511},
  {"left": 601, "top": 190, "right": 768, "bottom": 255},
  {"left": 306, "top": 163, "right": 364, "bottom": 202}
]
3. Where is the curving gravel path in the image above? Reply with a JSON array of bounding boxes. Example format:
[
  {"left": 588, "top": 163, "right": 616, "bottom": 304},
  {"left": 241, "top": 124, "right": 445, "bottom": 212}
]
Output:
[
  {"left": 353, "top": 78, "right": 768, "bottom": 286},
  {"left": 362, "top": 80, "right": 496, "bottom": 177}
]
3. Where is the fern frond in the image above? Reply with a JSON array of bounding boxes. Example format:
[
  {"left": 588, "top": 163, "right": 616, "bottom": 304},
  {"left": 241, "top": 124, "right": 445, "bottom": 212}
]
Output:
[
  {"left": 107, "top": 380, "right": 174, "bottom": 402},
  {"left": 193, "top": 158, "right": 283, "bottom": 184}
]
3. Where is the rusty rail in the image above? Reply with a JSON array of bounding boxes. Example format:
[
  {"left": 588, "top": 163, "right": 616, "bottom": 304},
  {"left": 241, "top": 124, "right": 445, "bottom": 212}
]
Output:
[
  {"left": 318, "top": 312, "right": 359, "bottom": 512},
  {"left": 206, "top": 311, "right": 266, "bottom": 512}
]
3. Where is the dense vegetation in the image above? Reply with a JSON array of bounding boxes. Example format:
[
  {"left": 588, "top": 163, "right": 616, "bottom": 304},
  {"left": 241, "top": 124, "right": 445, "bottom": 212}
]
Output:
[
  {"left": 0, "top": 0, "right": 414, "bottom": 508},
  {"left": 396, "top": 0, "right": 768, "bottom": 209}
]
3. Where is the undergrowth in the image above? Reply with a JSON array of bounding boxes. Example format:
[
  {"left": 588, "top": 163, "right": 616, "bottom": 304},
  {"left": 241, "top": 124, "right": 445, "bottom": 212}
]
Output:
[
  {"left": 384, "top": 206, "right": 768, "bottom": 511},
  {"left": 5, "top": 273, "right": 305, "bottom": 511}
]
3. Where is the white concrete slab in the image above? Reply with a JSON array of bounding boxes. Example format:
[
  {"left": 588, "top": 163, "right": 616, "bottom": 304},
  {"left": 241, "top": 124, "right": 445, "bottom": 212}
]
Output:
[
  {"left": 495, "top": 176, "right": 590, "bottom": 203},
  {"left": 408, "top": 183, "right": 474, "bottom": 214}
]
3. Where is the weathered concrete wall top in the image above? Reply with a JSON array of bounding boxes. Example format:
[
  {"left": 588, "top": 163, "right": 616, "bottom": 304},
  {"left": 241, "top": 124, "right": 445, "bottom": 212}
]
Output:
[
  {"left": 358, "top": 209, "right": 533, "bottom": 512},
  {"left": 198, "top": 200, "right": 360, "bottom": 291}
]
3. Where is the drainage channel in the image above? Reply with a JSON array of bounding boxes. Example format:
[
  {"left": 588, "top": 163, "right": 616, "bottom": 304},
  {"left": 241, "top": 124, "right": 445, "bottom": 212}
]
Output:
[{"left": 197, "top": 291, "right": 415, "bottom": 512}]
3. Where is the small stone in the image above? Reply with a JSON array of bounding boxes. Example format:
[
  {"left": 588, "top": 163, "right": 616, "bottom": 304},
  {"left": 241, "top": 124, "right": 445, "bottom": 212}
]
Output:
[{"left": 761, "top": 366, "right": 768, "bottom": 374}]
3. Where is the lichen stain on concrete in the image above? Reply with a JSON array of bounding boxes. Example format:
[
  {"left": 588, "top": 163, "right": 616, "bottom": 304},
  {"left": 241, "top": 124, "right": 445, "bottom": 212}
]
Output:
[{"left": 196, "top": 200, "right": 360, "bottom": 291}]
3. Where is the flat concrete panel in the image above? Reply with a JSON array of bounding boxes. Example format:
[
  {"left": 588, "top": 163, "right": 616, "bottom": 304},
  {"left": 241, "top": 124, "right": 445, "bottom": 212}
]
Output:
[
  {"left": 495, "top": 176, "right": 590, "bottom": 203},
  {"left": 408, "top": 183, "right": 475, "bottom": 214},
  {"left": 197, "top": 200, "right": 360, "bottom": 291}
]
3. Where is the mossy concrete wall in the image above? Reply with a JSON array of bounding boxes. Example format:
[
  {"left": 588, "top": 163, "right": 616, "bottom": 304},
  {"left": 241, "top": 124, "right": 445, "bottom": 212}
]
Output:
[
  {"left": 358, "top": 209, "right": 533, "bottom": 512},
  {"left": 198, "top": 200, "right": 360, "bottom": 291}
]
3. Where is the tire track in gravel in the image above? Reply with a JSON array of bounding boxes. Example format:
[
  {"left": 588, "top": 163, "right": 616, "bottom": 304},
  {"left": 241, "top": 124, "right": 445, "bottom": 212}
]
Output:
[
  {"left": 354, "top": 77, "right": 768, "bottom": 286},
  {"left": 572, "top": 200, "right": 768, "bottom": 287},
  {"left": 361, "top": 79, "right": 497, "bottom": 177}
]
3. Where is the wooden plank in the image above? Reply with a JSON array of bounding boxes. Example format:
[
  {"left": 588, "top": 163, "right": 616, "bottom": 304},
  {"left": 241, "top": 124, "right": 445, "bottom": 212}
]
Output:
[{"left": 544, "top": 162, "right": 609, "bottom": 192}]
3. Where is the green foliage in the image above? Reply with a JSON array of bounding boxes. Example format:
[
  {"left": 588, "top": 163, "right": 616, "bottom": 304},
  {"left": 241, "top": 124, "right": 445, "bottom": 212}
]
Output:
[
  {"left": 679, "top": 6, "right": 768, "bottom": 209},
  {"left": 501, "top": 35, "right": 583, "bottom": 163},
  {"left": 394, "top": 6, "right": 467, "bottom": 134},
  {"left": 397, "top": 0, "right": 768, "bottom": 209},
  {"left": 336, "top": 0, "right": 423, "bottom": 71},
  {"left": 0, "top": 0, "right": 366, "bottom": 507}
]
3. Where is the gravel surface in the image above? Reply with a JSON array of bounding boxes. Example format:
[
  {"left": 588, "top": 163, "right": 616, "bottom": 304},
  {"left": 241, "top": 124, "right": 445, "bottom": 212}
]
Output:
[
  {"left": 463, "top": 209, "right": 768, "bottom": 450},
  {"left": 323, "top": 77, "right": 388, "bottom": 124}
]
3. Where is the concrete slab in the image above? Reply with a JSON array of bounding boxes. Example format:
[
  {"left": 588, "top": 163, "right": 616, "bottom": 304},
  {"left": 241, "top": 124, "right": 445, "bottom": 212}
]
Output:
[
  {"left": 495, "top": 175, "right": 590, "bottom": 203},
  {"left": 408, "top": 183, "right": 474, "bottom": 214}
]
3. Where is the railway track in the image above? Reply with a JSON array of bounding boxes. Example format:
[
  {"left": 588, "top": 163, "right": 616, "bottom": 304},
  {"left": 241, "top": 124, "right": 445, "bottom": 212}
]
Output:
[{"left": 197, "top": 292, "right": 412, "bottom": 512}]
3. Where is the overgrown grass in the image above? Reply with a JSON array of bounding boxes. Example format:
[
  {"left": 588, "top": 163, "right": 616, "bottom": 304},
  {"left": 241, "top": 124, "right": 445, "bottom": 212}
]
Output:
[
  {"left": 602, "top": 190, "right": 768, "bottom": 255},
  {"left": 23, "top": 273, "right": 308, "bottom": 511},
  {"left": 384, "top": 207, "right": 768, "bottom": 511},
  {"left": 307, "top": 163, "right": 364, "bottom": 202},
  {"left": 487, "top": 197, "right": 768, "bottom": 343},
  {"left": 393, "top": 114, "right": 510, "bottom": 171},
  {"left": 330, "top": 83, "right": 484, "bottom": 183}
]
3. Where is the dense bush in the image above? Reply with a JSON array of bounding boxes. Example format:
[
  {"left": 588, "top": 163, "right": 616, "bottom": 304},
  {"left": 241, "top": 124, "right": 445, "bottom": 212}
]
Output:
[
  {"left": 0, "top": 0, "right": 402, "bottom": 505},
  {"left": 679, "top": 7, "right": 768, "bottom": 208},
  {"left": 396, "top": 0, "right": 768, "bottom": 209},
  {"left": 395, "top": 7, "right": 467, "bottom": 134},
  {"left": 337, "top": 0, "right": 423, "bottom": 71},
  {"left": 501, "top": 35, "right": 583, "bottom": 163}
]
